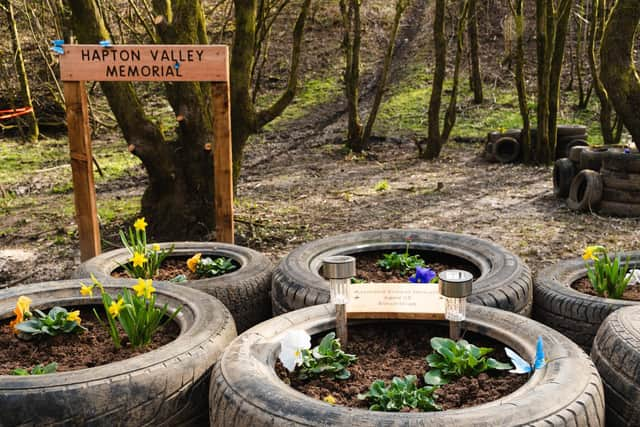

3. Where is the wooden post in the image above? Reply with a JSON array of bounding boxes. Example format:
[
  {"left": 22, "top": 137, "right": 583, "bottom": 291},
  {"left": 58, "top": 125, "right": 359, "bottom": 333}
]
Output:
[
  {"left": 211, "top": 80, "right": 234, "bottom": 244},
  {"left": 336, "top": 304, "right": 348, "bottom": 347},
  {"left": 63, "top": 81, "right": 101, "bottom": 261}
]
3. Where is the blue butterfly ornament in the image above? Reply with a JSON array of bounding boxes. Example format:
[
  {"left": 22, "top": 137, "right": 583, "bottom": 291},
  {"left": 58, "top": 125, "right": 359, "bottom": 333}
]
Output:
[{"left": 505, "top": 336, "right": 546, "bottom": 375}]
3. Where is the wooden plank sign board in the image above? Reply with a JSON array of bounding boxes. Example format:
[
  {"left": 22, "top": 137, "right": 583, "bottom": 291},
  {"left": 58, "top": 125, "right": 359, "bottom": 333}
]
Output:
[
  {"left": 59, "top": 45, "right": 228, "bottom": 82},
  {"left": 346, "top": 283, "right": 446, "bottom": 320}
]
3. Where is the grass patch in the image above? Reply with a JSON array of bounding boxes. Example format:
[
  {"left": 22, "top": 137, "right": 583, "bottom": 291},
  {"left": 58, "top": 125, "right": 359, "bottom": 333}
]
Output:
[
  {"left": 261, "top": 76, "right": 341, "bottom": 131},
  {"left": 97, "top": 196, "right": 141, "bottom": 225}
]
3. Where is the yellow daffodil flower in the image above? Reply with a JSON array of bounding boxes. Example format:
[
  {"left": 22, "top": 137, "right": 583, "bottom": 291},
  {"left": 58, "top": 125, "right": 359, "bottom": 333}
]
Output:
[
  {"left": 80, "top": 283, "right": 94, "bottom": 297},
  {"left": 108, "top": 298, "right": 125, "bottom": 317},
  {"left": 9, "top": 295, "right": 32, "bottom": 332},
  {"left": 130, "top": 252, "right": 147, "bottom": 268},
  {"left": 323, "top": 395, "right": 337, "bottom": 405},
  {"left": 134, "top": 217, "right": 148, "bottom": 232},
  {"left": 152, "top": 244, "right": 161, "bottom": 252},
  {"left": 187, "top": 253, "right": 202, "bottom": 272},
  {"left": 133, "top": 278, "right": 156, "bottom": 299},
  {"left": 583, "top": 245, "right": 605, "bottom": 261},
  {"left": 66, "top": 310, "right": 81, "bottom": 324}
]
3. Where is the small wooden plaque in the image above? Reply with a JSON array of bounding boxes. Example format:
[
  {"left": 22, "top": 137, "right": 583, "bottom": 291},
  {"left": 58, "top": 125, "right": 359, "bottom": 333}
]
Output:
[
  {"left": 59, "top": 44, "right": 228, "bottom": 82},
  {"left": 346, "top": 283, "right": 446, "bottom": 320}
]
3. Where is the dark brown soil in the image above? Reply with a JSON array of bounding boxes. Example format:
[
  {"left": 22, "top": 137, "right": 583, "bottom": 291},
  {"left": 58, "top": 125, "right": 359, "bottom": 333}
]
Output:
[
  {"left": 0, "top": 307, "right": 179, "bottom": 375},
  {"left": 571, "top": 277, "right": 640, "bottom": 301},
  {"left": 113, "top": 257, "right": 238, "bottom": 281},
  {"left": 355, "top": 251, "right": 479, "bottom": 282},
  {"left": 276, "top": 322, "right": 528, "bottom": 411}
]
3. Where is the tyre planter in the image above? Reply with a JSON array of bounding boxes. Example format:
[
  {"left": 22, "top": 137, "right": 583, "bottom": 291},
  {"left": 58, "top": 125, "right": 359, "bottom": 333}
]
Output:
[
  {"left": 73, "top": 242, "right": 273, "bottom": 332},
  {"left": 553, "top": 158, "right": 576, "bottom": 198},
  {"left": 272, "top": 230, "right": 532, "bottom": 316},
  {"left": 591, "top": 305, "right": 640, "bottom": 426},
  {"left": 567, "top": 170, "right": 603, "bottom": 212},
  {"left": 210, "top": 304, "right": 604, "bottom": 426},
  {"left": 0, "top": 279, "right": 236, "bottom": 426},
  {"left": 534, "top": 251, "right": 640, "bottom": 352}
]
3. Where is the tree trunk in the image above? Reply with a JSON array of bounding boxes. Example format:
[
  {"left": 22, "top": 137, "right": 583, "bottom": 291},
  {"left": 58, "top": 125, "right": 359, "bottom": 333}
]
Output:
[
  {"left": 535, "top": 0, "right": 550, "bottom": 163},
  {"left": 510, "top": 0, "right": 531, "bottom": 162},
  {"left": 547, "top": 0, "right": 572, "bottom": 158},
  {"left": 339, "top": 0, "right": 364, "bottom": 152},
  {"left": 588, "top": 0, "right": 616, "bottom": 145},
  {"left": 4, "top": 0, "right": 39, "bottom": 141},
  {"left": 362, "top": 0, "right": 409, "bottom": 147},
  {"left": 467, "top": 0, "right": 483, "bottom": 104},
  {"left": 423, "top": 0, "right": 446, "bottom": 159},
  {"left": 600, "top": 0, "right": 640, "bottom": 148}
]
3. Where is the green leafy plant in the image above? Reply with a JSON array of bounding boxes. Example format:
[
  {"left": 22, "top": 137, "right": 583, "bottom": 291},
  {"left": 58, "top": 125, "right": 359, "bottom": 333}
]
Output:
[
  {"left": 424, "top": 337, "right": 512, "bottom": 385},
  {"left": 583, "top": 245, "right": 631, "bottom": 299},
  {"left": 119, "top": 217, "right": 174, "bottom": 279},
  {"left": 377, "top": 238, "right": 425, "bottom": 275},
  {"left": 80, "top": 276, "right": 181, "bottom": 349},
  {"left": 357, "top": 375, "right": 441, "bottom": 412},
  {"left": 11, "top": 362, "right": 58, "bottom": 376},
  {"left": 298, "top": 332, "right": 357, "bottom": 380},
  {"left": 187, "top": 253, "right": 237, "bottom": 277},
  {"left": 15, "top": 306, "right": 86, "bottom": 337},
  {"left": 374, "top": 180, "right": 389, "bottom": 192}
]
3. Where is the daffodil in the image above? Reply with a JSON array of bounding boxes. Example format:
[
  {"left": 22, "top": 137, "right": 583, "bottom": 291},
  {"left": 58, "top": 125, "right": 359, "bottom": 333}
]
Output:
[
  {"left": 80, "top": 283, "right": 94, "bottom": 297},
  {"left": 133, "top": 278, "right": 156, "bottom": 299},
  {"left": 9, "top": 295, "right": 32, "bottom": 332},
  {"left": 323, "top": 395, "right": 337, "bottom": 405},
  {"left": 279, "top": 329, "right": 311, "bottom": 372},
  {"left": 134, "top": 217, "right": 148, "bottom": 232},
  {"left": 66, "top": 310, "right": 81, "bottom": 324},
  {"left": 152, "top": 244, "right": 161, "bottom": 252},
  {"left": 108, "top": 298, "right": 125, "bottom": 317},
  {"left": 187, "top": 253, "right": 202, "bottom": 272},
  {"left": 130, "top": 252, "right": 147, "bottom": 268},
  {"left": 583, "top": 245, "right": 605, "bottom": 261}
]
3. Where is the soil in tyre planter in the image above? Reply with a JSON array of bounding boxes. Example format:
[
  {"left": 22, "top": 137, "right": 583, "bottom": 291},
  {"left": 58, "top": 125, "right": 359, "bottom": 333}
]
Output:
[
  {"left": 591, "top": 306, "right": 640, "bottom": 426},
  {"left": 0, "top": 307, "right": 179, "bottom": 374},
  {"left": 533, "top": 252, "right": 640, "bottom": 352},
  {"left": 571, "top": 277, "right": 640, "bottom": 301},
  {"left": 276, "top": 322, "right": 528, "bottom": 411},
  {"left": 112, "top": 257, "right": 241, "bottom": 281},
  {"left": 355, "top": 251, "right": 480, "bottom": 283}
]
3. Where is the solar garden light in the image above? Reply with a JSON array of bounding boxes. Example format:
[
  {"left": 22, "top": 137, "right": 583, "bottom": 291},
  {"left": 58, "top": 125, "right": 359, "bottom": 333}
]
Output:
[
  {"left": 321, "top": 255, "right": 356, "bottom": 347},
  {"left": 438, "top": 269, "right": 473, "bottom": 341}
]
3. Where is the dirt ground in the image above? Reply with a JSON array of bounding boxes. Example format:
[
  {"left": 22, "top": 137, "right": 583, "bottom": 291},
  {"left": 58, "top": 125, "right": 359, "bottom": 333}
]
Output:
[{"left": 1, "top": 1, "right": 639, "bottom": 287}]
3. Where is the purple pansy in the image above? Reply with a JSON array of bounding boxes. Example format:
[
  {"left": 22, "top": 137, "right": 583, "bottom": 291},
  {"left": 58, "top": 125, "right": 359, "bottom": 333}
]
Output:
[{"left": 409, "top": 266, "right": 436, "bottom": 284}]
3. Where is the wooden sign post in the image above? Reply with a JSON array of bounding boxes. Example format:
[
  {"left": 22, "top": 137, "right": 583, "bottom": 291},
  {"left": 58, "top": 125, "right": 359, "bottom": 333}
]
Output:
[{"left": 59, "top": 44, "right": 234, "bottom": 261}]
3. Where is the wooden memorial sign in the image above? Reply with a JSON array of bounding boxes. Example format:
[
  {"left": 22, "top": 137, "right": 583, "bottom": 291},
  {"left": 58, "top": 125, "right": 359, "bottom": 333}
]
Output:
[
  {"left": 59, "top": 44, "right": 233, "bottom": 261},
  {"left": 346, "top": 283, "right": 446, "bottom": 320}
]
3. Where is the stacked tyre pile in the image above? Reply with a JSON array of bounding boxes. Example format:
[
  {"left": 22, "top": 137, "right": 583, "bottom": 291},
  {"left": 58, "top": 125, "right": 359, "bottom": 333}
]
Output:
[
  {"left": 553, "top": 145, "right": 639, "bottom": 216},
  {"left": 486, "top": 125, "right": 587, "bottom": 164}
]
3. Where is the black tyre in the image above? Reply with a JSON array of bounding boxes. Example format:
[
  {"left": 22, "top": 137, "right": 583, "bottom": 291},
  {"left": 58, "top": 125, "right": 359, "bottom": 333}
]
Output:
[
  {"left": 492, "top": 136, "right": 521, "bottom": 163},
  {"left": 602, "top": 187, "right": 640, "bottom": 204},
  {"left": 601, "top": 167, "right": 640, "bottom": 191},
  {"left": 569, "top": 144, "right": 588, "bottom": 164},
  {"left": 272, "top": 229, "right": 532, "bottom": 316},
  {"left": 553, "top": 158, "right": 576, "bottom": 198},
  {"left": 562, "top": 139, "right": 589, "bottom": 159},
  {"left": 591, "top": 306, "right": 640, "bottom": 426},
  {"left": 210, "top": 304, "right": 604, "bottom": 427},
  {"left": 73, "top": 242, "right": 273, "bottom": 333},
  {"left": 602, "top": 151, "right": 640, "bottom": 174},
  {"left": 0, "top": 279, "right": 236, "bottom": 426},
  {"left": 567, "top": 170, "right": 603, "bottom": 211},
  {"left": 556, "top": 124, "right": 588, "bottom": 138},
  {"left": 599, "top": 201, "right": 640, "bottom": 217},
  {"left": 533, "top": 252, "right": 640, "bottom": 351}
]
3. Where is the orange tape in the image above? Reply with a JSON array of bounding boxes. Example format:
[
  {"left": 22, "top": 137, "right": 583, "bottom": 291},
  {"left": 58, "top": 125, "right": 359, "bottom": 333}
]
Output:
[{"left": 0, "top": 107, "right": 34, "bottom": 120}]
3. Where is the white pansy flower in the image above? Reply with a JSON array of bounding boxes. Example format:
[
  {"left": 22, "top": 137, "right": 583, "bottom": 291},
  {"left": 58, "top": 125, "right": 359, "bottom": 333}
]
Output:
[
  {"left": 279, "top": 330, "right": 311, "bottom": 372},
  {"left": 626, "top": 269, "right": 640, "bottom": 286}
]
